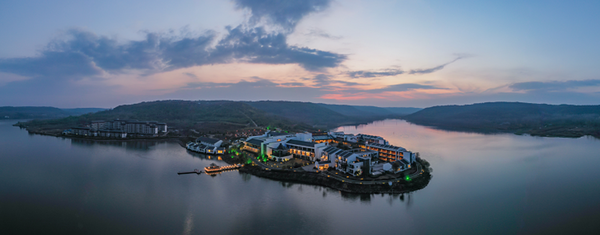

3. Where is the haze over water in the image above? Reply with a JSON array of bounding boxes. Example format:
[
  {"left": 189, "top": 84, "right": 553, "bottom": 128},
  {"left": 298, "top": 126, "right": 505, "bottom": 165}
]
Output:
[{"left": 1, "top": 119, "right": 600, "bottom": 234}]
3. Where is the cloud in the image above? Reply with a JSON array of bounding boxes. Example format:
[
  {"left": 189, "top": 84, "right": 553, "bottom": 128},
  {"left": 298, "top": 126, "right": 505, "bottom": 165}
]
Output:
[
  {"left": 183, "top": 72, "right": 199, "bottom": 79},
  {"left": 211, "top": 26, "right": 346, "bottom": 71},
  {"left": 408, "top": 56, "right": 467, "bottom": 74},
  {"left": 509, "top": 79, "right": 600, "bottom": 92},
  {"left": 0, "top": 1, "right": 345, "bottom": 79},
  {"left": 367, "top": 83, "right": 443, "bottom": 93},
  {"left": 0, "top": 25, "right": 346, "bottom": 78},
  {"left": 185, "top": 77, "right": 279, "bottom": 89},
  {"left": 306, "top": 28, "right": 342, "bottom": 40},
  {"left": 347, "top": 55, "right": 470, "bottom": 78},
  {"left": 311, "top": 74, "right": 332, "bottom": 86},
  {"left": 347, "top": 69, "right": 404, "bottom": 78},
  {"left": 280, "top": 82, "right": 305, "bottom": 86},
  {"left": 0, "top": 50, "right": 104, "bottom": 78},
  {"left": 233, "top": 0, "right": 332, "bottom": 31}
]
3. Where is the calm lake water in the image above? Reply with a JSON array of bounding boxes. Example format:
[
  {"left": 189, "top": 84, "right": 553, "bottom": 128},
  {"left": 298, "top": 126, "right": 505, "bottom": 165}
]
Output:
[{"left": 1, "top": 119, "right": 600, "bottom": 234}]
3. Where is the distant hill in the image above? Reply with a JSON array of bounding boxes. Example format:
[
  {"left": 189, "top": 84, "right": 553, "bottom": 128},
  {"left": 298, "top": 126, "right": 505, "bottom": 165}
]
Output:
[
  {"left": 16, "top": 100, "right": 311, "bottom": 135},
  {"left": 317, "top": 104, "right": 420, "bottom": 117},
  {"left": 403, "top": 102, "right": 600, "bottom": 138},
  {"left": 0, "top": 106, "right": 105, "bottom": 119},
  {"left": 62, "top": 108, "right": 106, "bottom": 116},
  {"left": 0, "top": 106, "right": 67, "bottom": 119},
  {"left": 245, "top": 101, "right": 416, "bottom": 127},
  {"left": 15, "top": 100, "right": 419, "bottom": 136}
]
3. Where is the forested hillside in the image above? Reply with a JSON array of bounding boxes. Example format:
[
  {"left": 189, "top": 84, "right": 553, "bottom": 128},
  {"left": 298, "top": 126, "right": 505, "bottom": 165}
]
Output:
[{"left": 403, "top": 102, "right": 600, "bottom": 137}]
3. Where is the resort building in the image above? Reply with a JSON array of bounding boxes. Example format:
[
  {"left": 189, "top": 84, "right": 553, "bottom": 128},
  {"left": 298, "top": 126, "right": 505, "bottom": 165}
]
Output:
[
  {"left": 187, "top": 136, "right": 226, "bottom": 155},
  {"left": 72, "top": 127, "right": 91, "bottom": 136},
  {"left": 243, "top": 131, "right": 295, "bottom": 155},
  {"left": 241, "top": 130, "right": 417, "bottom": 176},
  {"left": 364, "top": 143, "right": 415, "bottom": 163},
  {"left": 196, "top": 137, "right": 223, "bottom": 148},
  {"left": 268, "top": 143, "right": 293, "bottom": 162},
  {"left": 69, "top": 119, "right": 167, "bottom": 138},
  {"left": 285, "top": 139, "right": 327, "bottom": 161},
  {"left": 312, "top": 133, "right": 334, "bottom": 144},
  {"left": 358, "top": 134, "right": 388, "bottom": 145},
  {"left": 98, "top": 129, "right": 127, "bottom": 138}
]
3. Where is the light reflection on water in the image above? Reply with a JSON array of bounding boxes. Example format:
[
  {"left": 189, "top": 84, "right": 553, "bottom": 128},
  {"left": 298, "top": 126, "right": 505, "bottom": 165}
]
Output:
[{"left": 1, "top": 119, "right": 599, "bottom": 234}]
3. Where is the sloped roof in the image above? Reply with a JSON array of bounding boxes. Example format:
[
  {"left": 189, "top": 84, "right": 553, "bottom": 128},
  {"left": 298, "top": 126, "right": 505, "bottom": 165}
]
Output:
[
  {"left": 275, "top": 143, "right": 287, "bottom": 150},
  {"left": 338, "top": 150, "right": 355, "bottom": 159},
  {"left": 196, "top": 137, "right": 221, "bottom": 145},
  {"left": 246, "top": 138, "right": 264, "bottom": 146},
  {"left": 286, "top": 139, "right": 315, "bottom": 147}
]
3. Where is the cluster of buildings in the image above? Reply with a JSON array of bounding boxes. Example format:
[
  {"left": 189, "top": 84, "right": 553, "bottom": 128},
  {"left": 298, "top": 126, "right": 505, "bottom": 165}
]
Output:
[
  {"left": 242, "top": 130, "right": 417, "bottom": 177},
  {"left": 186, "top": 137, "right": 227, "bottom": 155},
  {"left": 65, "top": 119, "right": 167, "bottom": 138}
]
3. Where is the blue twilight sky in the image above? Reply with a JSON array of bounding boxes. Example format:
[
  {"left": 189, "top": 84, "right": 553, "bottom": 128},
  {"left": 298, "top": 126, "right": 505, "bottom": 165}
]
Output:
[{"left": 1, "top": 0, "right": 599, "bottom": 108}]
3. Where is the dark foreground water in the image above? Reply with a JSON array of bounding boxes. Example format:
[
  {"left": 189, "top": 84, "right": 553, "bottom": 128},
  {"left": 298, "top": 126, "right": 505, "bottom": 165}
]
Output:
[{"left": 1, "top": 119, "right": 600, "bottom": 234}]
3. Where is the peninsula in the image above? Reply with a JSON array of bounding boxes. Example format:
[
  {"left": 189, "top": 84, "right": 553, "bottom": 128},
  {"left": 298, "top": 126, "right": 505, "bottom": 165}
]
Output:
[{"left": 185, "top": 130, "right": 432, "bottom": 194}]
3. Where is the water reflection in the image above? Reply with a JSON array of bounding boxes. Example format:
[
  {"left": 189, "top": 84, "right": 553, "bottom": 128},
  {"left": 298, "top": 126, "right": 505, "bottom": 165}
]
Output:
[
  {"left": 4, "top": 119, "right": 600, "bottom": 234},
  {"left": 70, "top": 138, "right": 167, "bottom": 151}
]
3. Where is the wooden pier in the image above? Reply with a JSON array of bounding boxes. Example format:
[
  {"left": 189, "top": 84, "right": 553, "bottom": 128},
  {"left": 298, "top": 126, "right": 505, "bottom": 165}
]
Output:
[
  {"left": 204, "top": 163, "right": 243, "bottom": 175},
  {"left": 177, "top": 169, "right": 202, "bottom": 175}
]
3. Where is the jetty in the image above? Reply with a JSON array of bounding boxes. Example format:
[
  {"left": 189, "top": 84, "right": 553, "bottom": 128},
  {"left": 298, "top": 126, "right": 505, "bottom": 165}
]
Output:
[
  {"left": 177, "top": 169, "right": 202, "bottom": 175},
  {"left": 204, "top": 163, "right": 243, "bottom": 175}
]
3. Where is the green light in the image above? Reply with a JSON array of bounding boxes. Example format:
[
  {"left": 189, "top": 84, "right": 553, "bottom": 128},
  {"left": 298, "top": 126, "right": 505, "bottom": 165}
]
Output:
[{"left": 405, "top": 175, "right": 411, "bottom": 181}]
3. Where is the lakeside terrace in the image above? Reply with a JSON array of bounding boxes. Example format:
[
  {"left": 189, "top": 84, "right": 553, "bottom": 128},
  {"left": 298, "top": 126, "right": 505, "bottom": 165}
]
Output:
[{"left": 242, "top": 130, "right": 417, "bottom": 177}]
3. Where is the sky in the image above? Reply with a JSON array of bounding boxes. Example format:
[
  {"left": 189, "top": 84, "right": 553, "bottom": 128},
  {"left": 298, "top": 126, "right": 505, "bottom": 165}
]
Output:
[{"left": 1, "top": 0, "right": 600, "bottom": 108}]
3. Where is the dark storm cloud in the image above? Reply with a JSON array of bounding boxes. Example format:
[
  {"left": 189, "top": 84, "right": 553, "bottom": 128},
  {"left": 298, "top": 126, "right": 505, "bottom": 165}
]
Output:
[
  {"left": 233, "top": 0, "right": 331, "bottom": 31},
  {"left": 509, "top": 79, "right": 600, "bottom": 91}
]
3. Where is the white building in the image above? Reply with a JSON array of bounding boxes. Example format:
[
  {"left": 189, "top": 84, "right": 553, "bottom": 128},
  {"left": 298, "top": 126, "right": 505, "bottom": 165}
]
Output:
[
  {"left": 358, "top": 134, "right": 389, "bottom": 145},
  {"left": 285, "top": 139, "right": 327, "bottom": 161},
  {"left": 187, "top": 137, "right": 225, "bottom": 154}
]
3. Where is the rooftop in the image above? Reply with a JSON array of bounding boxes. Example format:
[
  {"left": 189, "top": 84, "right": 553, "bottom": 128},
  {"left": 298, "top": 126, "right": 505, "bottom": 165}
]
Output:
[
  {"left": 266, "top": 131, "right": 288, "bottom": 137},
  {"left": 337, "top": 150, "right": 355, "bottom": 159},
  {"left": 286, "top": 139, "right": 315, "bottom": 148},
  {"left": 246, "top": 138, "right": 264, "bottom": 146},
  {"left": 196, "top": 136, "right": 221, "bottom": 145},
  {"left": 322, "top": 146, "right": 341, "bottom": 154},
  {"left": 368, "top": 143, "right": 406, "bottom": 151}
]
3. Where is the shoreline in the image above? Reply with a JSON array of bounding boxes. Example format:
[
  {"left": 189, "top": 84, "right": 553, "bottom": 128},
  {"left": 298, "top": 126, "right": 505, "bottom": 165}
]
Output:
[
  {"left": 15, "top": 121, "right": 433, "bottom": 194},
  {"left": 15, "top": 118, "right": 600, "bottom": 141},
  {"left": 238, "top": 164, "right": 431, "bottom": 194},
  {"left": 211, "top": 144, "right": 432, "bottom": 194},
  {"left": 401, "top": 119, "right": 600, "bottom": 139}
]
